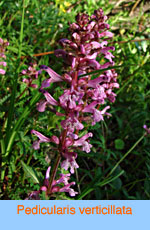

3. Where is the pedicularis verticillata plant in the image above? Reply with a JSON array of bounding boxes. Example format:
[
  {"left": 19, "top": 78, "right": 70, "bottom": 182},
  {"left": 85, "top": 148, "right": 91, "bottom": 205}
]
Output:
[{"left": 26, "top": 8, "right": 119, "bottom": 199}]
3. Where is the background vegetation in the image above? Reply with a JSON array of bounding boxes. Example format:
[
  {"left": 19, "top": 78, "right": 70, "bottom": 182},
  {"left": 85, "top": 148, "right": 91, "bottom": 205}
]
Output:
[{"left": 0, "top": 0, "right": 150, "bottom": 200}]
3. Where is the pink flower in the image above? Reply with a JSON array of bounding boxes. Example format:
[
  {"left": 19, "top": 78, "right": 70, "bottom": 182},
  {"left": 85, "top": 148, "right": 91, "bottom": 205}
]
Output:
[
  {"left": 31, "top": 130, "right": 59, "bottom": 149},
  {"left": 61, "top": 116, "right": 84, "bottom": 132},
  {"left": 0, "top": 69, "right": 6, "bottom": 75},
  {"left": 31, "top": 130, "right": 51, "bottom": 150},
  {"left": 143, "top": 125, "right": 150, "bottom": 135},
  {"left": 27, "top": 167, "right": 78, "bottom": 199},
  {"left": 0, "top": 61, "right": 7, "bottom": 66},
  {"left": 42, "top": 90, "right": 58, "bottom": 106},
  {"left": 74, "top": 133, "right": 93, "bottom": 153},
  {"left": 61, "top": 152, "right": 79, "bottom": 174},
  {"left": 39, "top": 65, "right": 64, "bottom": 89},
  {"left": 36, "top": 100, "right": 47, "bottom": 112},
  {"left": 59, "top": 182, "right": 78, "bottom": 196}
]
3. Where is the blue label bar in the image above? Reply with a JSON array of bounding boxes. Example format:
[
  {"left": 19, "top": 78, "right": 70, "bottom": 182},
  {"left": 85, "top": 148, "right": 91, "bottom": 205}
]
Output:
[{"left": 0, "top": 201, "right": 149, "bottom": 230}]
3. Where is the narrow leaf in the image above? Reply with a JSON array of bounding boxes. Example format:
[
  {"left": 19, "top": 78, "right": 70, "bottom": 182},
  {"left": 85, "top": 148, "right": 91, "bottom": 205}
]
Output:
[{"left": 21, "top": 160, "right": 40, "bottom": 184}]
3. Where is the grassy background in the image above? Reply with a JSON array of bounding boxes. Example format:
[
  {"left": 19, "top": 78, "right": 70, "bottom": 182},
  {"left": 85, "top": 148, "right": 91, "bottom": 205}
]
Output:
[{"left": 0, "top": 0, "right": 150, "bottom": 200}]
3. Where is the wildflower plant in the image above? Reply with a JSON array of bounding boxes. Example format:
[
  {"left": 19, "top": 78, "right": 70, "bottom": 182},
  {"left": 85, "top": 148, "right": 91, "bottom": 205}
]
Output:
[{"left": 25, "top": 8, "right": 119, "bottom": 199}]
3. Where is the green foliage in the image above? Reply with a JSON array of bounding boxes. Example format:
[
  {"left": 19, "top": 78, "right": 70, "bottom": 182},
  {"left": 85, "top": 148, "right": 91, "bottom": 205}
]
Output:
[{"left": 115, "top": 139, "right": 125, "bottom": 150}]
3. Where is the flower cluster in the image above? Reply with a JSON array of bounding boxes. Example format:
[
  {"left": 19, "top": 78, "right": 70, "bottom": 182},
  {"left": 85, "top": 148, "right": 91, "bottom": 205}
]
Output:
[
  {"left": 21, "top": 63, "right": 38, "bottom": 88},
  {"left": 26, "top": 167, "right": 77, "bottom": 200},
  {"left": 29, "top": 9, "right": 119, "bottom": 199},
  {"left": 0, "top": 38, "right": 9, "bottom": 75}
]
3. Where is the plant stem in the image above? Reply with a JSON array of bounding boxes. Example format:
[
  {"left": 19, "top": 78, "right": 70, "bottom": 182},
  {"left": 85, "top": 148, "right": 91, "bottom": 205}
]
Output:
[
  {"left": 15, "top": 86, "right": 28, "bottom": 102},
  {"left": 47, "top": 154, "right": 61, "bottom": 195},
  {"left": 47, "top": 129, "right": 68, "bottom": 196},
  {"left": 106, "top": 134, "right": 145, "bottom": 178},
  {"left": 18, "top": 0, "right": 25, "bottom": 59}
]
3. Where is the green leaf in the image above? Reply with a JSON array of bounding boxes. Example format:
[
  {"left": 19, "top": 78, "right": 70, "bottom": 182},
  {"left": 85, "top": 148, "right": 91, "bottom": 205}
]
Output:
[
  {"left": 110, "top": 178, "right": 122, "bottom": 190},
  {"left": 115, "top": 139, "right": 125, "bottom": 150},
  {"left": 21, "top": 160, "right": 40, "bottom": 184}
]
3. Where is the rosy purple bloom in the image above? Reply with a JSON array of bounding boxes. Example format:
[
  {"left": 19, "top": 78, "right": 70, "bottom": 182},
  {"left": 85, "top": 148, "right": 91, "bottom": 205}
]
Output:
[
  {"left": 42, "top": 90, "right": 58, "bottom": 106},
  {"left": 74, "top": 133, "right": 93, "bottom": 153},
  {"left": 40, "top": 65, "right": 63, "bottom": 89},
  {"left": 21, "top": 63, "right": 38, "bottom": 88},
  {"left": 29, "top": 8, "right": 119, "bottom": 199},
  {"left": 0, "top": 69, "right": 6, "bottom": 75},
  {"left": 61, "top": 152, "right": 79, "bottom": 174},
  {"left": 26, "top": 167, "right": 78, "bottom": 199},
  {"left": 31, "top": 130, "right": 59, "bottom": 150},
  {"left": 31, "top": 130, "right": 51, "bottom": 150}
]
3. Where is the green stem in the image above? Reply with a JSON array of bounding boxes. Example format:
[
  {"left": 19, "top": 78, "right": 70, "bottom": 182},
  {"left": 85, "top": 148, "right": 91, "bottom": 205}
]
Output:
[
  {"left": 18, "top": 0, "right": 25, "bottom": 59},
  {"left": 107, "top": 134, "right": 145, "bottom": 178}
]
